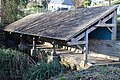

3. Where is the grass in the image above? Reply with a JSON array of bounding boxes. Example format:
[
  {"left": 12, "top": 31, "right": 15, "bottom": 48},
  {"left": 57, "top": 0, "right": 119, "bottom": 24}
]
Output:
[
  {"left": 51, "top": 65, "right": 120, "bottom": 80},
  {"left": 23, "top": 61, "right": 65, "bottom": 80},
  {"left": 0, "top": 48, "right": 35, "bottom": 80}
]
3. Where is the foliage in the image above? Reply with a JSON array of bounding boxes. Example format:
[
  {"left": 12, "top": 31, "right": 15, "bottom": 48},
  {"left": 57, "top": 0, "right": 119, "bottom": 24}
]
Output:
[
  {"left": 23, "top": 61, "right": 65, "bottom": 80},
  {"left": 2, "top": 0, "right": 25, "bottom": 24},
  {"left": 72, "top": 0, "right": 84, "bottom": 8},
  {"left": 117, "top": 15, "right": 120, "bottom": 32},
  {"left": 42, "top": 0, "right": 50, "bottom": 9},
  {"left": 112, "top": 0, "right": 120, "bottom": 5},
  {"left": 0, "top": 48, "right": 34, "bottom": 80},
  {"left": 83, "top": 0, "right": 91, "bottom": 7},
  {"left": 24, "top": 0, "right": 49, "bottom": 15}
]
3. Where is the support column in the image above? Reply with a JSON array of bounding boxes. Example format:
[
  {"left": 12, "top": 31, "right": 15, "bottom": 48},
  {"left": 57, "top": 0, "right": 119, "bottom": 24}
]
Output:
[
  {"left": 31, "top": 37, "right": 36, "bottom": 56},
  {"left": 112, "top": 10, "right": 117, "bottom": 40},
  {"left": 52, "top": 41, "right": 57, "bottom": 56},
  {"left": 83, "top": 29, "right": 89, "bottom": 65},
  {"left": 48, "top": 41, "right": 59, "bottom": 62},
  {"left": 32, "top": 37, "right": 36, "bottom": 49}
]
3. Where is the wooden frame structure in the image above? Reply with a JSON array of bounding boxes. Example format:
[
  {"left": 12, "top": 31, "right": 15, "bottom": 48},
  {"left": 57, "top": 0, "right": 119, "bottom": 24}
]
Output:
[
  {"left": 68, "top": 10, "right": 117, "bottom": 65},
  {"left": 3, "top": 5, "right": 118, "bottom": 65}
]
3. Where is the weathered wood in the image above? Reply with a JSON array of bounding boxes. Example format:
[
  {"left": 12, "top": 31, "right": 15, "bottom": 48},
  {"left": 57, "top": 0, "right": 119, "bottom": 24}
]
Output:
[
  {"left": 32, "top": 37, "right": 36, "bottom": 49},
  {"left": 95, "top": 23, "right": 116, "bottom": 27},
  {"left": 88, "top": 27, "right": 97, "bottom": 33},
  {"left": 102, "top": 13, "right": 114, "bottom": 23},
  {"left": 52, "top": 41, "right": 57, "bottom": 56},
  {"left": 75, "top": 26, "right": 97, "bottom": 41},
  {"left": 75, "top": 32, "right": 85, "bottom": 41},
  {"left": 4, "top": 6, "right": 118, "bottom": 41},
  {"left": 31, "top": 37, "right": 36, "bottom": 56},
  {"left": 77, "top": 45, "right": 84, "bottom": 52},
  {"left": 67, "top": 41, "right": 86, "bottom": 45},
  {"left": 112, "top": 10, "right": 117, "bottom": 40},
  {"left": 84, "top": 29, "right": 88, "bottom": 65},
  {"left": 107, "top": 27, "right": 113, "bottom": 33}
]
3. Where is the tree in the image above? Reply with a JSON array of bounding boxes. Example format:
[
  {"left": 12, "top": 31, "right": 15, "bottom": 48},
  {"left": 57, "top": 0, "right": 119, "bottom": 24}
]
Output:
[
  {"left": 2, "top": 0, "right": 25, "bottom": 24},
  {"left": 112, "top": 0, "right": 120, "bottom": 5},
  {"left": 73, "top": 0, "right": 84, "bottom": 8},
  {"left": 83, "top": 0, "right": 91, "bottom": 7}
]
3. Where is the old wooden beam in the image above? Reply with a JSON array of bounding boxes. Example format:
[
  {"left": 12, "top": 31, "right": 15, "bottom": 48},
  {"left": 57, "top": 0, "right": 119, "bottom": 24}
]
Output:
[
  {"left": 95, "top": 23, "right": 116, "bottom": 27},
  {"left": 75, "top": 32, "right": 85, "bottom": 41},
  {"left": 31, "top": 37, "right": 36, "bottom": 56},
  {"left": 112, "top": 10, "right": 117, "bottom": 40},
  {"left": 107, "top": 27, "right": 113, "bottom": 33},
  {"left": 88, "top": 27, "right": 97, "bottom": 33},
  {"left": 76, "top": 45, "right": 84, "bottom": 52},
  {"left": 75, "top": 26, "right": 97, "bottom": 41},
  {"left": 52, "top": 41, "right": 57, "bottom": 56},
  {"left": 67, "top": 41, "right": 86, "bottom": 45},
  {"left": 102, "top": 13, "right": 114, "bottom": 23},
  {"left": 83, "top": 29, "right": 88, "bottom": 65}
]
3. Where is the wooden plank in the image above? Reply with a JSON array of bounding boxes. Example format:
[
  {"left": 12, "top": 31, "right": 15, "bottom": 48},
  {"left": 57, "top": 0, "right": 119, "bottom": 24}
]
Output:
[
  {"left": 88, "top": 27, "right": 97, "bottom": 33},
  {"left": 67, "top": 41, "right": 86, "bottom": 45},
  {"left": 95, "top": 23, "right": 116, "bottom": 27},
  {"left": 84, "top": 29, "right": 88, "bottom": 65},
  {"left": 77, "top": 45, "right": 84, "bottom": 52},
  {"left": 75, "top": 26, "right": 97, "bottom": 41},
  {"left": 107, "top": 27, "right": 113, "bottom": 33},
  {"left": 112, "top": 10, "right": 117, "bottom": 40},
  {"left": 75, "top": 32, "right": 85, "bottom": 41},
  {"left": 102, "top": 13, "right": 114, "bottom": 23},
  {"left": 32, "top": 37, "right": 36, "bottom": 49}
]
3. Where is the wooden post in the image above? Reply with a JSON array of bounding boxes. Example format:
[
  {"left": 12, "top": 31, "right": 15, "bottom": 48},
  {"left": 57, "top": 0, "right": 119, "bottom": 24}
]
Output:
[
  {"left": 112, "top": 10, "right": 117, "bottom": 40},
  {"left": 48, "top": 41, "right": 59, "bottom": 63},
  {"left": 83, "top": 29, "right": 88, "bottom": 65},
  {"left": 52, "top": 41, "right": 57, "bottom": 56},
  {"left": 32, "top": 37, "right": 36, "bottom": 49},
  {"left": 31, "top": 37, "right": 36, "bottom": 56}
]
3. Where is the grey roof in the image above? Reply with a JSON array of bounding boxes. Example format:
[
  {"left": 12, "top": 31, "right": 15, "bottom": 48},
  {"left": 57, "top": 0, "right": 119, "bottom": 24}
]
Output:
[
  {"left": 49, "top": 0, "right": 74, "bottom": 5},
  {"left": 3, "top": 5, "right": 118, "bottom": 41}
]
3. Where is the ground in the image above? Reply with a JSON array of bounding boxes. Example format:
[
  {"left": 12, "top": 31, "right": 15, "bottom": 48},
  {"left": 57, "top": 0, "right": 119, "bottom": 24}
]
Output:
[
  {"left": 89, "top": 40, "right": 120, "bottom": 58},
  {"left": 50, "top": 65, "right": 120, "bottom": 80}
]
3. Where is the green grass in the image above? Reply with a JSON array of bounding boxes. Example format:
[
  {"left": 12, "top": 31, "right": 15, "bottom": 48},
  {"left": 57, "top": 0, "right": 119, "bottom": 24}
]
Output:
[
  {"left": 0, "top": 48, "right": 34, "bottom": 80},
  {"left": 23, "top": 61, "right": 65, "bottom": 80}
]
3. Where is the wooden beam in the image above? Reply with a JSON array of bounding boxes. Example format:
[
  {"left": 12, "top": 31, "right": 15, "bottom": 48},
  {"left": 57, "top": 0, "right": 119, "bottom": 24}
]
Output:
[
  {"left": 31, "top": 37, "right": 36, "bottom": 56},
  {"left": 32, "top": 37, "right": 36, "bottom": 49},
  {"left": 107, "top": 27, "right": 113, "bottom": 33},
  {"left": 102, "top": 13, "right": 114, "bottom": 23},
  {"left": 112, "top": 10, "right": 117, "bottom": 40},
  {"left": 95, "top": 23, "right": 116, "bottom": 27},
  {"left": 52, "top": 41, "right": 57, "bottom": 56},
  {"left": 75, "top": 26, "right": 97, "bottom": 41},
  {"left": 67, "top": 41, "right": 86, "bottom": 45},
  {"left": 84, "top": 29, "right": 88, "bottom": 65},
  {"left": 77, "top": 45, "right": 84, "bottom": 52},
  {"left": 88, "top": 27, "right": 97, "bottom": 33},
  {"left": 75, "top": 32, "right": 85, "bottom": 41}
]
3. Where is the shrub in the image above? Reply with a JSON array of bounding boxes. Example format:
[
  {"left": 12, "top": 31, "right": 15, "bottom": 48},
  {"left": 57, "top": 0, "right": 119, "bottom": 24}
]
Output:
[
  {"left": 0, "top": 48, "right": 34, "bottom": 80},
  {"left": 23, "top": 61, "right": 65, "bottom": 80}
]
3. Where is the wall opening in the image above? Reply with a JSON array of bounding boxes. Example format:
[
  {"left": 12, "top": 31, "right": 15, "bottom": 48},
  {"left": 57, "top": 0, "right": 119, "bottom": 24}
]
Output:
[{"left": 89, "top": 27, "right": 112, "bottom": 40}]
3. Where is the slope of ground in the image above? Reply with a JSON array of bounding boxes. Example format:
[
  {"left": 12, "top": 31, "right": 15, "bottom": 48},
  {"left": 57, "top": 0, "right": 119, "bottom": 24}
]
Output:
[
  {"left": 89, "top": 40, "right": 120, "bottom": 58},
  {"left": 50, "top": 65, "right": 120, "bottom": 80}
]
